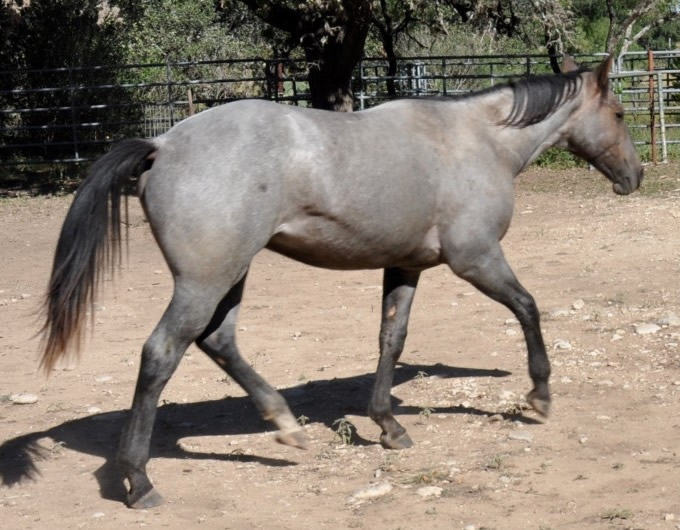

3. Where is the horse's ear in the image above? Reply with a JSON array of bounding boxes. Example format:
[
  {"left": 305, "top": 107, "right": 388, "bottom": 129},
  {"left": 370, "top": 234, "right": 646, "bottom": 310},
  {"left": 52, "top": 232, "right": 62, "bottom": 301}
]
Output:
[
  {"left": 561, "top": 55, "right": 580, "bottom": 73},
  {"left": 594, "top": 54, "right": 615, "bottom": 94}
]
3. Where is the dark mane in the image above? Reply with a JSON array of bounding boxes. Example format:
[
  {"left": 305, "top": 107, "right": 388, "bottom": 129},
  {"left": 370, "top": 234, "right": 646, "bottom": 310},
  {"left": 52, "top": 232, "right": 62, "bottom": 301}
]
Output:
[
  {"left": 497, "top": 68, "right": 585, "bottom": 128},
  {"left": 415, "top": 67, "right": 587, "bottom": 129}
]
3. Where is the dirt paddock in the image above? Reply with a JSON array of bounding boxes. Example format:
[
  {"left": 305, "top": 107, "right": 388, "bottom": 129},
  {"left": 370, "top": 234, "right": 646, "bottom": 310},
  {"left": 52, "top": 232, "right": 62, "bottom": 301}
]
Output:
[{"left": 1, "top": 165, "right": 679, "bottom": 529}]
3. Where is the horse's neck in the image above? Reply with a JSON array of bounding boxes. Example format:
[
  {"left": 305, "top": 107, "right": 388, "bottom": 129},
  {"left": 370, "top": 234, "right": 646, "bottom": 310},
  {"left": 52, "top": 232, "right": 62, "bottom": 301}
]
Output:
[{"left": 485, "top": 89, "right": 582, "bottom": 174}]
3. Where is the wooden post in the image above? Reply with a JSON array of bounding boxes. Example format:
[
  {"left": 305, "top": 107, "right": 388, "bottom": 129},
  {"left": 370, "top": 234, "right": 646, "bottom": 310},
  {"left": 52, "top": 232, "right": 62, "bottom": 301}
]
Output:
[
  {"left": 648, "top": 49, "right": 656, "bottom": 164},
  {"left": 187, "top": 88, "right": 194, "bottom": 116}
]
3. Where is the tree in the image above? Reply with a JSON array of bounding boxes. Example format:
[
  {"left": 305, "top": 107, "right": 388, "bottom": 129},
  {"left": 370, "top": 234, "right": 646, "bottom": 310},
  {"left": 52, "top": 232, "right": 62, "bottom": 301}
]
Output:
[{"left": 232, "top": 0, "right": 373, "bottom": 111}]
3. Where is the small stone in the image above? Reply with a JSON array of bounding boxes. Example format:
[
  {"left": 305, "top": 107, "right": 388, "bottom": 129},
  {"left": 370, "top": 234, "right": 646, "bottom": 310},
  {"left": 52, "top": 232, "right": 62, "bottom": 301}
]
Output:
[
  {"left": 550, "top": 308, "right": 570, "bottom": 318},
  {"left": 508, "top": 430, "right": 533, "bottom": 442},
  {"left": 560, "top": 376, "right": 573, "bottom": 384},
  {"left": 578, "top": 436, "right": 588, "bottom": 444},
  {"left": 553, "top": 339, "right": 572, "bottom": 350},
  {"left": 658, "top": 313, "right": 680, "bottom": 327},
  {"left": 488, "top": 414, "right": 504, "bottom": 423},
  {"left": 350, "top": 482, "right": 392, "bottom": 501},
  {"left": 87, "top": 406, "right": 102, "bottom": 414},
  {"left": 505, "top": 328, "right": 519, "bottom": 336},
  {"left": 634, "top": 323, "right": 661, "bottom": 336},
  {"left": 572, "top": 299, "right": 585, "bottom": 310},
  {"left": 663, "top": 513, "right": 675, "bottom": 521},
  {"left": 499, "top": 390, "right": 515, "bottom": 401},
  {"left": 416, "top": 486, "right": 443, "bottom": 498},
  {"left": 95, "top": 375, "right": 113, "bottom": 383},
  {"left": 464, "top": 525, "right": 476, "bottom": 530},
  {"left": 10, "top": 393, "right": 38, "bottom": 405},
  {"left": 505, "top": 318, "right": 518, "bottom": 326},
  {"left": 92, "top": 512, "right": 105, "bottom": 518}
]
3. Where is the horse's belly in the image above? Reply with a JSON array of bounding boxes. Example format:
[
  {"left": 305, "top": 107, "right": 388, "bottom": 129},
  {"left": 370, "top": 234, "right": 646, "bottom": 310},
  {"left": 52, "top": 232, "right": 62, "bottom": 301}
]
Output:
[{"left": 266, "top": 220, "right": 441, "bottom": 271}]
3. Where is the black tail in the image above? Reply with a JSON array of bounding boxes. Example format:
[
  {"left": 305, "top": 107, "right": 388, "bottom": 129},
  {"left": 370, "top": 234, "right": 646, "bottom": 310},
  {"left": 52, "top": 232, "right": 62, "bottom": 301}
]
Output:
[{"left": 40, "top": 139, "right": 157, "bottom": 372}]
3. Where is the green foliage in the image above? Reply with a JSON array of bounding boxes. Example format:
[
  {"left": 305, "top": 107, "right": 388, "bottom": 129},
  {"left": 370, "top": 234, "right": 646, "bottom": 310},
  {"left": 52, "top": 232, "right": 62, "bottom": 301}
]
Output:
[
  {"left": 534, "top": 149, "right": 586, "bottom": 170},
  {"left": 124, "top": 0, "right": 270, "bottom": 64}
]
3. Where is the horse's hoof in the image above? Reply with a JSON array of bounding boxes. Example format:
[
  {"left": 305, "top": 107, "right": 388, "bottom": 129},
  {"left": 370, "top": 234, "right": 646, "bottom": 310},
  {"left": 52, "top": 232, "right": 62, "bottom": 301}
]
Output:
[
  {"left": 380, "top": 430, "right": 413, "bottom": 450},
  {"left": 526, "top": 389, "right": 551, "bottom": 418},
  {"left": 275, "top": 428, "right": 308, "bottom": 450},
  {"left": 127, "top": 487, "right": 165, "bottom": 509}
]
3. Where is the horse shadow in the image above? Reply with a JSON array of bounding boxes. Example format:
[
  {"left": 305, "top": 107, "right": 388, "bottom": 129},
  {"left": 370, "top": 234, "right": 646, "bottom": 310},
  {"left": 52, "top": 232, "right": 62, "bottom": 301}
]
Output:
[{"left": 0, "top": 361, "right": 528, "bottom": 504}]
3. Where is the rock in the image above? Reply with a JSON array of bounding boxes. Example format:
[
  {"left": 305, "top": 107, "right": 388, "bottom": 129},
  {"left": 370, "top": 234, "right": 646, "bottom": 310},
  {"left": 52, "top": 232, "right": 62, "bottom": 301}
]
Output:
[
  {"left": 464, "top": 525, "right": 476, "bottom": 530},
  {"left": 10, "top": 393, "right": 38, "bottom": 405},
  {"left": 634, "top": 323, "right": 661, "bottom": 336},
  {"left": 508, "top": 430, "right": 533, "bottom": 442},
  {"left": 505, "top": 328, "right": 519, "bottom": 336},
  {"left": 658, "top": 312, "right": 680, "bottom": 327},
  {"left": 572, "top": 299, "right": 585, "bottom": 310},
  {"left": 663, "top": 513, "right": 675, "bottom": 521},
  {"left": 95, "top": 375, "right": 112, "bottom": 383},
  {"left": 499, "top": 390, "right": 515, "bottom": 401},
  {"left": 550, "top": 308, "right": 570, "bottom": 318},
  {"left": 417, "top": 486, "right": 443, "bottom": 498},
  {"left": 349, "top": 482, "right": 392, "bottom": 501},
  {"left": 610, "top": 332, "right": 624, "bottom": 342},
  {"left": 87, "top": 406, "right": 102, "bottom": 414},
  {"left": 553, "top": 339, "right": 572, "bottom": 350},
  {"left": 92, "top": 512, "right": 105, "bottom": 518}
]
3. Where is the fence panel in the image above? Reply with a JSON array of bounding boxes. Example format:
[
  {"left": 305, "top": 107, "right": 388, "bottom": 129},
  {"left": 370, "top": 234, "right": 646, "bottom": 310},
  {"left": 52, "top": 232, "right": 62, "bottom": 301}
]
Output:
[{"left": 1, "top": 52, "right": 678, "bottom": 181}]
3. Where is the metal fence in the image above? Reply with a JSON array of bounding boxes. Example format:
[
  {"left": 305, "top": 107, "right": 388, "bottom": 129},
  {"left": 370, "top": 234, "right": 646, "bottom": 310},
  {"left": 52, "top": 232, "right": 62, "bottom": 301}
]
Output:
[{"left": 1, "top": 52, "right": 678, "bottom": 174}]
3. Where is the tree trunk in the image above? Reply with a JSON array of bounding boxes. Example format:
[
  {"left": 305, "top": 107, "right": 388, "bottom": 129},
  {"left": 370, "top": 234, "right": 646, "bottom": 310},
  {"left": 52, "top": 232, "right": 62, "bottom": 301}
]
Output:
[{"left": 303, "top": 3, "right": 371, "bottom": 112}]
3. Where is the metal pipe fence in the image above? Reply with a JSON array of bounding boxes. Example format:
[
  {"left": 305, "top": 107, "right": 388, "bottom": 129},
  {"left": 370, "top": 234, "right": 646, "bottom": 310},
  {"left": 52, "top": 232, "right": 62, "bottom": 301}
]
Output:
[{"left": 1, "top": 52, "right": 678, "bottom": 175}]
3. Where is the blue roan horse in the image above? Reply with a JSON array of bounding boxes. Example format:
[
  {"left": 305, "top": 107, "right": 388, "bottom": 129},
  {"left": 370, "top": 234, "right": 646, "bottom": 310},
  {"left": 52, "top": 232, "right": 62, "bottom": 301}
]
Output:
[{"left": 41, "top": 55, "right": 642, "bottom": 508}]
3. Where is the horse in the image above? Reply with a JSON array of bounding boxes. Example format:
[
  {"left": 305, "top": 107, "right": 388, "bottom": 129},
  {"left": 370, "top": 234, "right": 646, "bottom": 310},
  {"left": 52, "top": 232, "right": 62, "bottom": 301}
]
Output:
[{"left": 40, "top": 54, "right": 642, "bottom": 509}]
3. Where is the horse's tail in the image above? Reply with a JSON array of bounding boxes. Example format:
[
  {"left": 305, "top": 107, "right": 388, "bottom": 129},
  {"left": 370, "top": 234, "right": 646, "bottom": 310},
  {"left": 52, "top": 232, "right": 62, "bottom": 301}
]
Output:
[{"left": 40, "top": 139, "right": 158, "bottom": 373}]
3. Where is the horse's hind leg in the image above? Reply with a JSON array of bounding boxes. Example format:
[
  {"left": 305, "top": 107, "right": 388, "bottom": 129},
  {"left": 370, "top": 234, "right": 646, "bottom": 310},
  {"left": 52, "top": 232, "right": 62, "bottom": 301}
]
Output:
[
  {"left": 445, "top": 242, "right": 551, "bottom": 417},
  {"left": 368, "top": 268, "right": 420, "bottom": 449},
  {"left": 118, "top": 282, "right": 223, "bottom": 509},
  {"left": 195, "top": 273, "right": 306, "bottom": 449}
]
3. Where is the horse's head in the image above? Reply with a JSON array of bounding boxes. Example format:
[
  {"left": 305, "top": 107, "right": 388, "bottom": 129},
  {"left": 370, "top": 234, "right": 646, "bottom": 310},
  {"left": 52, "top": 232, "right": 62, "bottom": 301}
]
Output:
[{"left": 562, "top": 55, "right": 643, "bottom": 195}]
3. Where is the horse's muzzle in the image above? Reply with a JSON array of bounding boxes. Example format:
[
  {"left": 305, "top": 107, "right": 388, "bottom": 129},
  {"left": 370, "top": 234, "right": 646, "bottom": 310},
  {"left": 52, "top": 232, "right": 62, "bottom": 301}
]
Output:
[{"left": 613, "top": 166, "right": 643, "bottom": 195}]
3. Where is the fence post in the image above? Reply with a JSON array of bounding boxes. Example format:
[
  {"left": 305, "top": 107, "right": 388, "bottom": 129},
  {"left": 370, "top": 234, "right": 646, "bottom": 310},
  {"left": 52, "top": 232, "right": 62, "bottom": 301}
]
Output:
[
  {"left": 442, "top": 58, "right": 447, "bottom": 96},
  {"left": 165, "top": 57, "right": 175, "bottom": 127},
  {"left": 656, "top": 71, "right": 667, "bottom": 164},
  {"left": 187, "top": 88, "right": 194, "bottom": 116},
  {"left": 648, "top": 49, "right": 656, "bottom": 164},
  {"left": 68, "top": 67, "right": 80, "bottom": 161},
  {"left": 359, "top": 58, "right": 365, "bottom": 110}
]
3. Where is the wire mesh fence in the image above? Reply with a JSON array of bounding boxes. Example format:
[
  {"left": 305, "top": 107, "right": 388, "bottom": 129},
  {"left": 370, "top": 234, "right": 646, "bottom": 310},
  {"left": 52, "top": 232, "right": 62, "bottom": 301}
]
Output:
[{"left": 1, "top": 52, "right": 678, "bottom": 182}]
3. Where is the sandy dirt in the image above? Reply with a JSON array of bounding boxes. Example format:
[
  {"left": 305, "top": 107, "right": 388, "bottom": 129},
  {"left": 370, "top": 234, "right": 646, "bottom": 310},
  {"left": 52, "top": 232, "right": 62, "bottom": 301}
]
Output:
[{"left": 1, "top": 165, "right": 679, "bottom": 530}]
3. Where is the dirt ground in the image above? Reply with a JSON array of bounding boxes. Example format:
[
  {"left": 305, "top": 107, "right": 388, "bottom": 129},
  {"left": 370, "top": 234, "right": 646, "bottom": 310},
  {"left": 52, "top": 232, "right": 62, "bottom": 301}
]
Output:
[{"left": 1, "top": 165, "right": 679, "bottom": 530}]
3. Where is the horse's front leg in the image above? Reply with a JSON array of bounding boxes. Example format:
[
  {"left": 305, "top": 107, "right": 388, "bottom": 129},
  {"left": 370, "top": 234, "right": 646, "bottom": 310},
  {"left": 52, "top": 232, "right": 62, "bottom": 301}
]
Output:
[
  {"left": 368, "top": 268, "right": 421, "bottom": 449},
  {"left": 445, "top": 241, "right": 551, "bottom": 417}
]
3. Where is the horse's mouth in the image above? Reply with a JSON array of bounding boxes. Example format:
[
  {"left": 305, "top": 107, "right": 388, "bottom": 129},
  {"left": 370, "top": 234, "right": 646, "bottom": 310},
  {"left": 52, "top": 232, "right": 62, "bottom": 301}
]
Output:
[{"left": 613, "top": 182, "right": 632, "bottom": 195}]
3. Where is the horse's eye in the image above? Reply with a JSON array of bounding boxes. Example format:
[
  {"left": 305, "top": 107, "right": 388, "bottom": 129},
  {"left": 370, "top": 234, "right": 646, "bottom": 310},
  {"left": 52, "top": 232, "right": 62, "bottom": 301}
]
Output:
[{"left": 615, "top": 111, "right": 624, "bottom": 120}]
